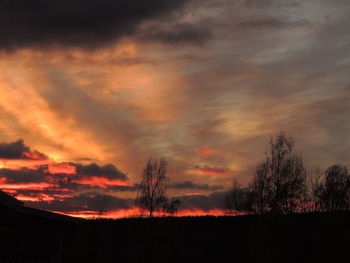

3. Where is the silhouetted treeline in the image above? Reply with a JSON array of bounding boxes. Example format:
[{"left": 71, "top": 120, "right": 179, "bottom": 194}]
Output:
[
  {"left": 225, "top": 131, "right": 350, "bottom": 215},
  {"left": 63, "top": 213, "right": 350, "bottom": 263},
  {"left": 3, "top": 209, "right": 350, "bottom": 262}
]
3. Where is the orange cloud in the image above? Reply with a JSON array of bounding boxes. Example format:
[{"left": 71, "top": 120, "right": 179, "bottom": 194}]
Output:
[
  {"left": 16, "top": 193, "right": 74, "bottom": 202},
  {"left": 0, "top": 158, "right": 52, "bottom": 169},
  {"left": 16, "top": 193, "right": 55, "bottom": 202},
  {"left": 195, "top": 147, "right": 223, "bottom": 157},
  {"left": 0, "top": 58, "right": 109, "bottom": 165},
  {"left": 2, "top": 189, "right": 17, "bottom": 194},
  {"left": 72, "top": 176, "right": 134, "bottom": 188},
  {"left": 0, "top": 180, "right": 56, "bottom": 190},
  {"left": 187, "top": 165, "right": 229, "bottom": 176},
  {"left": 52, "top": 193, "right": 75, "bottom": 200}
]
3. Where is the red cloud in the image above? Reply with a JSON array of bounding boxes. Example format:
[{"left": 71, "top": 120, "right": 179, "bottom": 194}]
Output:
[{"left": 195, "top": 147, "right": 223, "bottom": 157}]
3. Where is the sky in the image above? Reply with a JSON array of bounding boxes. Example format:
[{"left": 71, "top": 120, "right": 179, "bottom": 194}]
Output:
[{"left": 0, "top": 0, "right": 349, "bottom": 218}]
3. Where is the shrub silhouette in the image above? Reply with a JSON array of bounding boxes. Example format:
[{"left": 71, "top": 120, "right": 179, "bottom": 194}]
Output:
[{"left": 317, "top": 165, "right": 350, "bottom": 212}]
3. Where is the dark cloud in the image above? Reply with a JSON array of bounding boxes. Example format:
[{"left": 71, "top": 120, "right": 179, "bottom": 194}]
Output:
[
  {"left": 139, "top": 23, "right": 212, "bottom": 45},
  {"left": 1, "top": 0, "right": 350, "bottom": 217},
  {"left": 73, "top": 163, "right": 127, "bottom": 180},
  {"left": 0, "top": 140, "right": 240, "bottom": 215},
  {"left": 0, "top": 141, "right": 133, "bottom": 195},
  {"left": 0, "top": 159, "right": 136, "bottom": 216},
  {"left": 0, "top": 140, "right": 47, "bottom": 160},
  {"left": 237, "top": 18, "right": 308, "bottom": 29},
  {"left": 25, "top": 192, "right": 133, "bottom": 212},
  {"left": 20, "top": 189, "right": 234, "bottom": 214},
  {"left": 20, "top": 189, "right": 238, "bottom": 214},
  {"left": 170, "top": 180, "right": 224, "bottom": 191},
  {"left": 0, "top": 162, "right": 133, "bottom": 190},
  {"left": 0, "top": 163, "right": 135, "bottom": 191},
  {"left": 109, "top": 184, "right": 138, "bottom": 192},
  {"left": 177, "top": 191, "right": 227, "bottom": 211},
  {"left": 177, "top": 189, "right": 249, "bottom": 211},
  {"left": 0, "top": 168, "right": 47, "bottom": 183},
  {"left": 0, "top": 0, "right": 190, "bottom": 50}
]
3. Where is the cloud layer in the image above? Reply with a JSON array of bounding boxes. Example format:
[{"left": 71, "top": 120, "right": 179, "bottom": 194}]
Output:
[
  {"left": 0, "top": 140, "right": 227, "bottom": 217},
  {"left": 0, "top": 0, "right": 192, "bottom": 50},
  {"left": 0, "top": 0, "right": 349, "bottom": 217},
  {"left": 0, "top": 140, "right": 47, "bottom": 160}
]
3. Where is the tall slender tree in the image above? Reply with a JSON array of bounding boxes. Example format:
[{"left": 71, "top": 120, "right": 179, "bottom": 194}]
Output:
[
  {"left": 249, "top": 162, "right": 271, "bottom": 215},
  {"left": 306, "top": 168, "right": 323, "bottom": 212},
  {"left": 135, "top": 158, "right": 169, "bottom": 217},
  {"left": 224, "top": 178, "right": 242, "bottom": 215}
]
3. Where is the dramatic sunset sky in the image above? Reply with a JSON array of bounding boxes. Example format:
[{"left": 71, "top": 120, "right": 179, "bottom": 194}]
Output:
[{"left": 0, "top": 0, "right": 349, "bottom": 218}]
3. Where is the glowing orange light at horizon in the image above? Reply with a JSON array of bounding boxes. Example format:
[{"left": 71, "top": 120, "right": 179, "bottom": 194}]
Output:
[
  {"left": 184, "top": 192, "right": 204, "bottom": 196},
  {"left": 177, "top": 209, "right": 226, "bottom": 217},
  {"left": 53, "top": 207, "right": 240, "bottom": 219}
]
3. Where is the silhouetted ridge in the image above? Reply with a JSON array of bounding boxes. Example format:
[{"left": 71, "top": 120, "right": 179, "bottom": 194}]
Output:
[{"left": 0, "top": 190, "right": 82, "bottom": 224}]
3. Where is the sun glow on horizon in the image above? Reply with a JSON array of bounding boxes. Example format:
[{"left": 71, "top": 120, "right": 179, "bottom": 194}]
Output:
[{"left": 52, "top": 207, "right": 237, "bottom": 219}]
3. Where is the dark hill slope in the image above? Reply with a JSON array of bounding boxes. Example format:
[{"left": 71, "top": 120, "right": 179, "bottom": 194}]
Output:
[{"left": 0, "top": 191, "right": 81, "bottom": 262}]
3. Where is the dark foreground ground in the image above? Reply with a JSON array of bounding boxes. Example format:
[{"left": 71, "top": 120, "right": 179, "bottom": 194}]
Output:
[{"left": 1, "top": 211, "right": 350, "bottom": 262}]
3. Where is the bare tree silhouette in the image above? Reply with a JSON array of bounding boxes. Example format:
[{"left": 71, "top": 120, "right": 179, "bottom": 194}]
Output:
[
  {"left": 135, "top": 158, "right": 167, "bottom": 218},
  {"left": 249, "top": 131, "right": 307, "bottom": 214},
  {"left": 306, "top": 168, "right": 323, "bottom": 212},
  {"left": 224, "top": 178, "right": 242, "bottom": 215},
  {"left": 97, "top": 206, "right": 105, "bottom": 219},
  {"left": 135, "top": 158, "right": 180, "bottom": 218},
  {"left": 249, "top": 162, "right": 271, "bottom": 215}
]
